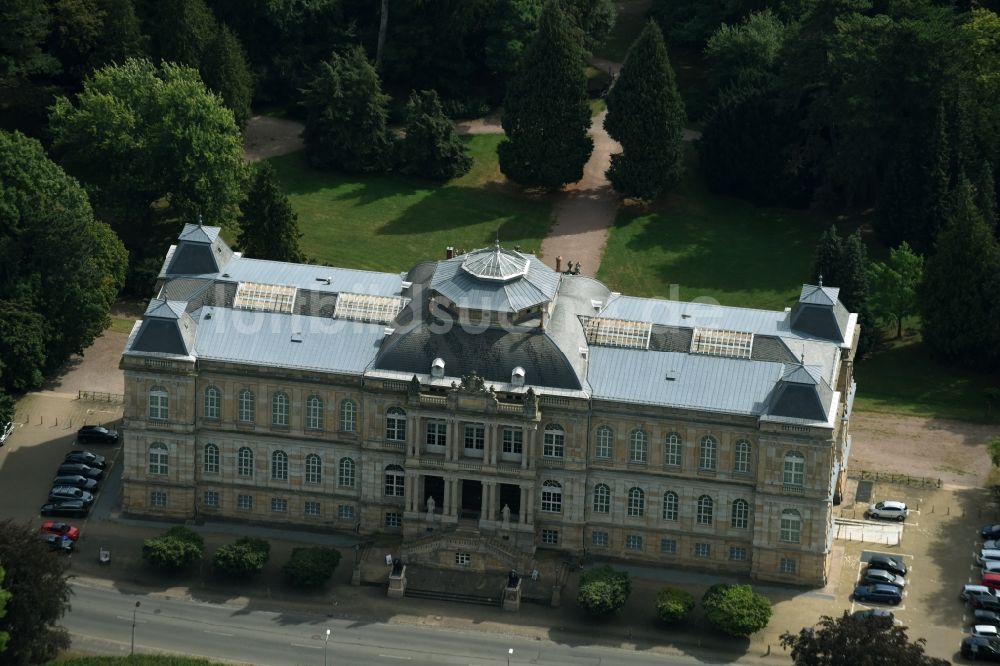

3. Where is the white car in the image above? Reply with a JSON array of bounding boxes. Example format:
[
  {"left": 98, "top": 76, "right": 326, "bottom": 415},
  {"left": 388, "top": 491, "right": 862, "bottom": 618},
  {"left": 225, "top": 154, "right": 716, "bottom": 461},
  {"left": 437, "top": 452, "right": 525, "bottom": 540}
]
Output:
[
  {"left": 973, "top": 625, "right": 1000, "bottom": 638},
  {"left": 867, "top": 500, "right": 908, "bottom": 522},
  {"left": 983, "top": 561, "right": 1000, "bottom": 576}
]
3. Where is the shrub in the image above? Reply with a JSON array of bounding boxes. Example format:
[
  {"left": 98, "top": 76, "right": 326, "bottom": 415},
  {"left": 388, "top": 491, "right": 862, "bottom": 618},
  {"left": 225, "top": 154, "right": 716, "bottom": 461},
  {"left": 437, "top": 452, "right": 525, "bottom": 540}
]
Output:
[
  {"left": 141, "top": 526, "right": 204, "bottom": 572},
  {"left": 212, "top": 538, "right": 270, "bottom": 578},
  {"left": 655, "top": 587, "right": 695, "bottom": 624},
  {"left": 576, "top": 565, "right": 632, "bottom": 616},
  {"left": 397, "top": 90, "right": 472, "bottom": 181},
  {"left": 282, "top": 547, "right": 343, "bottom": 588},
  {"left": 702, "top": 584, "right": 773, "bottom": 637}
]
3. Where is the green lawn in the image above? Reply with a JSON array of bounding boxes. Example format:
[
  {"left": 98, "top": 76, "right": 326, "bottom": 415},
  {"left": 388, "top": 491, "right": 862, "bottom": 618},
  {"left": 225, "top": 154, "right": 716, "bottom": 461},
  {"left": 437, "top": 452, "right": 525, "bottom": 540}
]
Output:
[{"left": 269, "top": 135, "right": 554, "bottom": 272}]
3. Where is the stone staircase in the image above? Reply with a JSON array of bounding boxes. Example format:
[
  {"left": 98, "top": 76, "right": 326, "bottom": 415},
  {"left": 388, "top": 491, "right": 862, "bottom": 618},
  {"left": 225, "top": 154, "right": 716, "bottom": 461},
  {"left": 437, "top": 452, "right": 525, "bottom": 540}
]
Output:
[
  {"left": 404, "top": 586, "right": 502, "bottom": 606},
  {"left": 401, "top": 524, "right": 533, "bottom": 571}
]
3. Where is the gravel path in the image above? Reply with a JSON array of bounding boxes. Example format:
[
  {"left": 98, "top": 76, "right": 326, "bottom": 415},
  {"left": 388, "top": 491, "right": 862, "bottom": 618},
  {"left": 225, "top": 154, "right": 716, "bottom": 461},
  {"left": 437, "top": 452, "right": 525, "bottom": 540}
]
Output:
[{"left": 243, "top": 115, "right": 305, "bottom": 162}]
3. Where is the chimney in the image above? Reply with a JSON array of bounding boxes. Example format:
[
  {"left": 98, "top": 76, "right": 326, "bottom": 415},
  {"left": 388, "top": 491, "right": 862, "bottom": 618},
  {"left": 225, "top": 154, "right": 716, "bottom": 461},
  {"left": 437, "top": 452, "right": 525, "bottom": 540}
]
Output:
[
  {"left": 511, "top": 366, "right": 525, "bottom": 387},
  {"left": 556, "top": 256, "right": 563, "bottom": 272},
  {"left": 446, "top": 246, "right": 455, "bottom": 259},
  {"left": 431, "top": 357, "right": 445, "bottom": 378}
]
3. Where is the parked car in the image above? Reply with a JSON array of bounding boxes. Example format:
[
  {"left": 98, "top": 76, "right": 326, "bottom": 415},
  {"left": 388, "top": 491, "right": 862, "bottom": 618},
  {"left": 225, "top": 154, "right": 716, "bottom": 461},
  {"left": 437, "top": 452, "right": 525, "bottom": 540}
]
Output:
[
  {"left": 0, "top": 420, "right": 13, "bottom": 446},
  {"left": 56, "top": 463, "right": 102, "bottom": 480},
  {"left": 986, "top": 540, "right": 1000, "bottom": 550},
  {"left": 979, "top": 550, "right": 1000, "bottom": 566},
  {"left": 76, "top": 425, "right": 119, "bottom": 445},
  {"left": 38, "top": 533, "right": 73, "bottom": 554},
  {"left": 861, "top": 568, "right": 906, "bottom": 588},
  {"left": 63, "top": 450, "right": 106, "bottom": 469},
  {"left": 52, "top": 475, "right": 98, "bottom": 492},
  {"left": 985, "top": 574, "right": 1000, "bottom": 592},
  {"left": 971, "top": 596, "right": 1000, "bottom": 612},
  {"left": 853, "top": 584, "right": 903, "bottom": 605},
  {"left": 867, "top": 554, "right": 908, "bottom": 577},
  {"left": 40, "top": 521, "right": 80, "bottom": 541},
  {"left": 48, "top": 486, "right": 94, "bottom": 504},
  {"left": 975, "top": 626, "right": 1000, "bottom": 639},
  {"left": 973, "top": 610, "right": 1000, "bottom": 626},
  {"left": 40, "top": 500, "right": 89, "bottom": 518},
  {"left": 983, "top": 524, "right": 1000, "bottom": 540},
  {"left": 852, "top": 608, "right": 901, "bottom": 626},
  {"left": 866, "top": 500, "right": 908, "bottom": 522},
  {"left": 984, "top": 562, "right": 1000, "bottom": 576},
  {"left": 966, "top": 585, "right": 997, "bottom": 602},
  {"left": 962, "top": 636, "right": 1000, "bottom": 661}
]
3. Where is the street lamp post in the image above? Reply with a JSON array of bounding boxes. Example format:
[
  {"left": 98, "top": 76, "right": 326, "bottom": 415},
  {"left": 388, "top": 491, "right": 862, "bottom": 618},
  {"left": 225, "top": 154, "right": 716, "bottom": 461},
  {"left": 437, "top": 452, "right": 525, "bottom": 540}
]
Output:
[
  {"left": 507, "top": 647, "right": 513, "bottom": 665},
  {"left": 324, "top": 628, "right": 331, "bottom": 666},
  {"left": 130, "top": 601, "right": 141, "bottom": 656}
]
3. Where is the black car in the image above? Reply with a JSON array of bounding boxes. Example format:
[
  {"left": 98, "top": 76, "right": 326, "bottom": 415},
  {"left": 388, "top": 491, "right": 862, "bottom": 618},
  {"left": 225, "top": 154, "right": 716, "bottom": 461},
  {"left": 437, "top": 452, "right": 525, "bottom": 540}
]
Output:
[
  {"left": 77, "top": 425, "right": 119, "bottom": 445},
  {"left": 48, "top": 486, "right": 94, "bottom": 504},
  {"left": 852, "top": 609, "right": 896, "bottom": 624},
  {"left": 64, "top": 451, "right": 106, "bottom": 469},
  {"left": 38, "top": 533, "right": 73, "bottom": 553},
  {"left": 40, "top": 500, "right": 89, "bottom": 518},
  {"left": 860, "top": 568, "right": 906, "bottom": 588},
  {"left": 52, "top": 475, "right": 99, "bottom": 492},
  {"left": 866, "top": 553, "right": 908, "bottom": 577},
  {"left": 984, "top": 525, "right": 1000, "bottom": 540},
  {"left": 962, "top": 636, "right": 1000, "bottom": 661},
  {"left": 56, "top": 463, "right": 102, "bottom": 480},
  {"left": 972, "top": 597, "right": 1000, "bottom": 612},
  {"left": 975, "top": 611, "right": 1000, "bottom": 626}
]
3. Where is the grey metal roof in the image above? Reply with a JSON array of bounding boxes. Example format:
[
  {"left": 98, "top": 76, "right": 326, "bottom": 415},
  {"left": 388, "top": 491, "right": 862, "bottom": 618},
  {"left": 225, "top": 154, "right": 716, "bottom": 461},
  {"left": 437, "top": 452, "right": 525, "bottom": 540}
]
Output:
[
  {"left": 192, "top": 307, "right": 386, "bottom": 374},
  {"left": 221, "top": 258, "right": 403, "bottom": 297},
  {"left": 430, "top": 252, "right": 560, "bottom": 313},
  {"left": 799, "top": 284, "right": 840, "bottom": 306},
  {"left": 460, "top": 243, "right": 529, "bottom": 282},
  {"left": 165, "top": 224, "right": 234, "bottom": 275},
  {"left": 789, "top": 299, "right": 850, "bottom": 342},
  {"left": 178, "top": 223, "right": 220, "bottom": 243},
  {"left": 767, "top": 363, "right": 834, "bottom": 421},
  {"left": 129, "top": 299, "right": 198, "bottom": 355}
]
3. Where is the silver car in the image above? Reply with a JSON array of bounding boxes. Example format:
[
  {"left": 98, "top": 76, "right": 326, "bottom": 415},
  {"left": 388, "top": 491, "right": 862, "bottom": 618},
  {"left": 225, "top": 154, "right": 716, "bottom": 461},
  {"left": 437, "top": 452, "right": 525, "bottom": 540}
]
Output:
[{"left": 867, "top": 500, "right": 908, "bottom": 521}]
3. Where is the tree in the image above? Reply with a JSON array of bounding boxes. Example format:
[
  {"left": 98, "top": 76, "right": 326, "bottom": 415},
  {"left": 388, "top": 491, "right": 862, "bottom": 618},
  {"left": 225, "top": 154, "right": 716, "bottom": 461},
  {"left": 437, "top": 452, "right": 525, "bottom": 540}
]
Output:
[
  {"left": 559, "top": 0, "right": 616, "bottom": 52},
  {"left": 920, "top": 181, "right": 1000, "bottom": 369},
  {"left": 975, "top": 160, "right": 998, "bottom": 231},
  {"left": 655, "top": 587, "right": 695, "bottom": 624},
  {"left": 140, "top": 0, "right": 217, "bottom": 68},
  {"left": 705, "top": 11, "right": 787, "bottom": 92},
  {"left": 0, "top": 0, "right": 60, "bottom": 128},
  {"left": 576, "top": 565, "right": 631, "bottom": 616},
  {"left": 92, "top": 0, "right": 148, "bottom": 68},
  {"left": 780, "top": 611, "right": 949, "bottom": 665},
  {"left": 811, "top": 225, "right": 843, "bottom": 288},
  {"left": 398, "top": 90, "right": 472, "bottom": 181},
  {"left": 604, "top": 20, "right": 686, "bottom": 199},
  {"left": 840, "top": 230, "right": 880, "bottom": 356},
  {"left": 213, "top": 537, "right": 270, "bottom": 578},
  {"left": 237, "top": 162, "right": 305, "bottom": 263},
  {"left": 701, "top": 584, "right": 772, "bottom": 637},
  {"left": 142, "top": 526, "right": 204, "bottom": 572},
  {"left": 282, "top": 547, "right": 342, "bottom": 588},
  {"left": 987, "top": 436, "right": 1000, "bottom": 467},
  {"left": 0, "top": 565, "right": 11, "bottom": 654},
  {"left": 498, "top": 1, "right": 593, "bottom": 189},
  {"left": 302, "top": 46, "right": 393, "bottom": 173},
  {"left": 0, "top": 520, "right": 72, "bottom": 665},
  {"left": 869, "top": 242, "right": 923, "bottom": 339},
  {"left": 201, "top": 23, "right": 253, "bottom": 130},
  {"left": 0, "top": 304, "right": 46, "bottom": 392},
  {"left": 0, "top": 392, "right": 13, "bottom": 426}
]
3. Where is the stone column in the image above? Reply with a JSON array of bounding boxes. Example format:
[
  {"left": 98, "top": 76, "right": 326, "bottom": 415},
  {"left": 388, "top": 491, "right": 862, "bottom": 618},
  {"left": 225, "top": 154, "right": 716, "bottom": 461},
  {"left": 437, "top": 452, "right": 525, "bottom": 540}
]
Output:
[
  {"left": 519, "top": 486, "right": 527, "bottom": 524},
  {"left": 449, "top": 418, "right": 458, "bottom": 461},
  {"left": 480, "top": 481, "right": 490, "bottom": 520},
  {"left": 489, "top": 423, "right": 498, "bottom": 465},
  {"left": 525, "top": 487, "right": 534, "bottom": 525},
  {"left": 520, "top": 427, "right": 528, "bottom": 469},
  {"left": 452, "top": 477, "right": 461, "bottom": 516},
  {"left": 412, "top": 416, "right": 420, "bottom": 459}
]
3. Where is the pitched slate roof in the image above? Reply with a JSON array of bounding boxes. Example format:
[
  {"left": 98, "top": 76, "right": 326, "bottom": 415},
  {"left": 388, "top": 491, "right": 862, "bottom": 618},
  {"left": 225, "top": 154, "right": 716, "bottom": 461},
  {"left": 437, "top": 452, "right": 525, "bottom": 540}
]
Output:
[
  {"left": 129, "top": 299, "right": 198, "bottom": 355},
  {"left": 767, "top": 363, "right": 834, "bottom": 421}
]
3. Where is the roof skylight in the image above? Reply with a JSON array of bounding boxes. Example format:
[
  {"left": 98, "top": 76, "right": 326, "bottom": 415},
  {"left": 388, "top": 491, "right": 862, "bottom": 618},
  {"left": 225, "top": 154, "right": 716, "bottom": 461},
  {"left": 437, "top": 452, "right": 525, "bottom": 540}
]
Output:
[
  {"left": 690, "top": 328, "right": 754, "bottom": 359},
  {"left": 582, "top": 317, "right": 652, "bottom": 350},
  {"left": 233, "top": 282, "right": 297, "bottom": 313},
  {"left": 334, "top": 292, "right": 409, "bottom": 324}
]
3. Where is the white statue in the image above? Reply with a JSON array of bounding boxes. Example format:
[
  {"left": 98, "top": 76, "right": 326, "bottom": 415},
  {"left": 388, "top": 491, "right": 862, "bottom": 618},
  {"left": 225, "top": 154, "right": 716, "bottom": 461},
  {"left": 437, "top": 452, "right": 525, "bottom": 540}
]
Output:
[
  {"left": 501, "top": 503, "right": 511, "bottom": 530},
  {"left": 426, "top": 495, "right": 436, "bottom": 521}
]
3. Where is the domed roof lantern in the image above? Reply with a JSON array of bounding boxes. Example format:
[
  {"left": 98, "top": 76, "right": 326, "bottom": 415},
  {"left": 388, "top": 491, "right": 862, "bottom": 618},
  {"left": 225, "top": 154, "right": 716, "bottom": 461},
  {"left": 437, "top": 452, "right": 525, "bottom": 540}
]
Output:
[{"left": 460, "top": 240, "right": 529, "bottom": 283}]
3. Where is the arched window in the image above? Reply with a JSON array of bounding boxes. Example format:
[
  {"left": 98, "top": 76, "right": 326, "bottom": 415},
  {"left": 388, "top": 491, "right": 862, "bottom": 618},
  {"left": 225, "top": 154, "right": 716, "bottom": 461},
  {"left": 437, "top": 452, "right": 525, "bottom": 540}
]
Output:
[
  {"left": 731, "top": 499, "right": 750, "bottom": 529},
  {"left": 340, "top": 399, "right": 357, "bottom": 432},
  {"left": 627, "top": 487, "right": 645, "bottom": 517},
  {"left": 237, "top": 446, "right": 254, "bottom": 477},
  {"left": 148, "top": 442, "right": 168, "bottom": 475},
  {"left": 664, "top": 433, "right": 682, "bottom": 467},
  {"left": 699, "top": 435, "right": 717, "bottom": 470},
  {"left": 384, "top": 464, "right": 405, "bottom": 497},
  {"left": 780, "top": 509, "right": 802, "bottom": 543},
  {"left": 203, "top": 443, "right": 219, "bottom": 474},
  {"left": 543, "top": 424, "right": 564, "bottom": 458},
  {"left": 271, "top": 450, "right": 288, "bottom": 480},
  {"left": 386, "top": 407, "right": 407, "bottom": 441},
  {"left": 783, "top": 451, "right": 805, "bottom": 486},
  {"left": 593, "top": 483, "right": 610, "bottom": 513},
  {"left": 696, "top": 495, "right": 714, "bottom": 525},
  {"left": 306, "top": 395, "right": 324, "bottom": 430},
  {"left": 148, "top": 386, "right": 168, "bottom": 420},
  {"left": 662, "top": 491, "right": 679, "bottom": 521},
  {"left": 272, "top": 392, "right": 289, "bottom": 426},
  {"left": 238, "top": 389, "right": 255, "bottom": 422},
  {"left": 305, "top": 453, "right": 322, "bottom": 484},
  {"left": 541, "top": 480, "right": 562, "bottom": 513},
  {"left": 338, "top": 457, "right": 355, "bottom": 487},
  {"left": 204, "top": 386, "right": 221, "bottom": 419},
  {"left": 734, "top": 439, "right": 751, "bottom": 473},
  {"left": 595, "top": 426, "right": 613, "bottom": 459},
  {"left": 629, "top": 429, "right": 649, "bottom": 464}
]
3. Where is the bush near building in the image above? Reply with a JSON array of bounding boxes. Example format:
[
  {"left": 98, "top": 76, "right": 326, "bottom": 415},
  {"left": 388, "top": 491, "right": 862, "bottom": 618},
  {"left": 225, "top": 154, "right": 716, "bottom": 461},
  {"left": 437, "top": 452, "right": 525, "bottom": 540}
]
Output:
[
  {"left": 576, "top": 565, "right": 632, "bottom": 616},
  {"left": 702, "top": 583, "right": 772, "bottom": 637},
  {"left": 655, "top": 587, "right": 695, "bottom": 624},
  {"left": 212, "top": 538, "right": 270, "bottom": 578},
  {"left": 141, "top": 527, "right": 204, "bottom": 572},
  {"left": 281, "top": 547, "right": 342, "bottom": 588}
]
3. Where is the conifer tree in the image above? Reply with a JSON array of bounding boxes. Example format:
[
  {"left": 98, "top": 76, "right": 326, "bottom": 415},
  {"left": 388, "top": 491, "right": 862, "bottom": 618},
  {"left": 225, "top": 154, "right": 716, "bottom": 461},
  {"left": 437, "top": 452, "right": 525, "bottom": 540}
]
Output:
[
  {"left": 498, "top": 1, "right": 593, "bottom": 189},
  {"left": 603, "top": 20, "right": 686, "bottom": 199},
  {"left": 975, "top": 160, "right": 998, "bottom": 231},
  {"left": 202, "top": 24, "right": 253, "bottom": 130},
  {"left": 397, "top": 90, "right": 472, "bottom": 181},
  {"left": 811, "top": 225, "right": 843, "bottom": 288},
  {"left": 93, "top": 0, "right": 148, "bottom": 67},
  {"left": 840, "top": 230, "right": 880, "bottom": 355},
  {"left": 237, "top": 162, "right": 304, "bottom": 263}
]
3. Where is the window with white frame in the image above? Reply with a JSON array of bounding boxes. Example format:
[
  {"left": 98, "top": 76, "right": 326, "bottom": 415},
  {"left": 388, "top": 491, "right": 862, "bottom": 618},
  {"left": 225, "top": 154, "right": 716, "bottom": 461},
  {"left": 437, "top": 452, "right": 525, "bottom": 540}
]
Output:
[
  {"left": 592, "top": 531, "right": 609, "bottom": 547},
  {"left": 464, "top": 423, "right": 485, "bottom": 454},
  {"left": 593, "top": 483, "right": 610, "bottom": 513},
  {"left": 627, "top": 487, "right": 645, "bottom": 517},
  {"left": 734, "top": 439, "right": 751, "bottom": 473},
  {"left": 203, "top": 490, "right": 219, "bottom": 508},
  {"left": 629, "top": 429, "right": 648, "bottom": 463},
  {"left": 148, "top": 386, "right": 168, "bottom": 420},
  {"left": 271, "top": 497, "right": 288, "bottom": 513},
  {"left": 306, "top": 395, "right": 324, "bottom": 430},
  {"left": 780, "top": 509, "right": 802, "bottom": 543},
  {"left": 237, "top": 494, "right": 253, "bottom": 511},
  {"left": 385, "top": 512, "right": 401, "bottom": 528},
  {"left": 780, "top": 558, "right": 797, "bottom": 574},
  {"left": 272, "top": 392, "right": 289, "bottom": 426},
  {"left": 625, "top": 534, "right": 643, "bottom": 551},
  {"left": 502, "top": 427, "right": 523, "bottom": 454},
  {"left": 731, "top": 499, "right": 750, "bottom": 529},
  {"left": 663, "top": 491, "right": 679, "bottom": 521},
  {"left": 386, "top": 407, "right": 407, "bottom": 441},
  {"left": 384, "top": 464, "right": 405, "bottom": 497},
  {"left": 595, "top": 425, "right": 613, "bottom": 459},
  {"left": 204, "top": 386, "right": 221, "bottom": 419},
  {"left": 699, "top": 435, "right": 718, "bottom": 470},
  {"left": 426, "top": 420, "right": 447, "bottom": 448},
  {"left": 203, "top": 443, "right": 219, "bottom": 474},
  {"left": 148, "top": 442, "right": 168, "bottom": 475},
  {"left": 304, "top": 501, "right": 321, "bottom": 517},
  {"left": 338, "top": 457, "right": 355, "bottom": 487},
  {"left": 237, "top": 446, "right": 254, "bottom": 477},
  {"left": 730, "top": 546, "right": 747, "bottom": 561},
  {"left": 271, "top": 450, "right": 288, "bottom": 481},
  {"left": 694, "top": 543, "right": 711, "bottom": 558},
  {"left": 305, "top": 453, "right": 322, "bottom": 484},
  {"left": 238, "top": 389, "right": 255, "bottom": 422},
  {"left": 340, "top": 399, "right": 357, "bottom": 432},
  {"left": 664, "top": 433, "right": 682, "bottom": 467},
  {"left": 541, "top": 529, "right": 559, "bottom": 545},
  {"left": 543, "top": 424, "right": 564, "bottom": 458},
  {"left": 455, "top": 552, "right": 471, "bottom": 566},
  {"left": 541, "top": 480, "right": 562, "bottom": 513},
  {"left": 338, "top": 505, "right": 355, "bottom": 520},
  {"left": 696, "top": 495, "right": 714, "bottom": 525},
  {"left": 150, "top": 490, "right": 167, "bottom": 508},
  {"left": 660, "top": 538, "right": 677, "bottom": 554},
  {"left": 783, "top": 451, "right": 805, "bottom": 486}
]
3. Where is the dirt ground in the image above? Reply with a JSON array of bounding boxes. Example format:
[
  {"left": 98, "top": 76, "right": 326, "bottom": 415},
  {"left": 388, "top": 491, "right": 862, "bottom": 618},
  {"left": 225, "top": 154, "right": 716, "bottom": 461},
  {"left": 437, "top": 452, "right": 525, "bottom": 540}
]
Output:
[{"left": 243, "top": 115, "right": 305, "bottom": 162}]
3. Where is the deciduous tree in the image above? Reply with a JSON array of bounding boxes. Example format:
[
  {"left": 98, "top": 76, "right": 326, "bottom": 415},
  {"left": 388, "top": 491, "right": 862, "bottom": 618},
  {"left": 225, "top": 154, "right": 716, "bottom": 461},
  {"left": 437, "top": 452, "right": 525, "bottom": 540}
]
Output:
[
  {"left": 397, "top": 90, "right": 472, "bottom": 181},
  {"left": 282, "top": 547, "right": 342, "bottom": 588},
  {"left": 213, "top": 537, "right": 270, "bottom": 578},
  {"left": 655, "top": 587, "right": 695, "bottom": 624},
  {"left": 142, "top": 526, "right": 204, "bottom": 572},
  {"left": 869, "top": 242, "right": 923, "bottom": 339},
  {"left": 780, "top": 611, "right": 949, "bottom": 665},
  {"left": 237, "top": 162, "right": 304, "bottom": 263},
  {"left": 576, "top": 565, "right": 631, "bottom": 616},
  {"left": 701, "top": 583, "right": 771, "bottom": 637}
]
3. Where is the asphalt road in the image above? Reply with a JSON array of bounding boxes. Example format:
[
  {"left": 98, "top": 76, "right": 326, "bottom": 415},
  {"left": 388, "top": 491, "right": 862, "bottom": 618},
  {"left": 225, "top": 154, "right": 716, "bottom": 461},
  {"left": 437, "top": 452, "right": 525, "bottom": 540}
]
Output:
[{"left": 65, "top": 580, "right": 740, "bottom": 666}]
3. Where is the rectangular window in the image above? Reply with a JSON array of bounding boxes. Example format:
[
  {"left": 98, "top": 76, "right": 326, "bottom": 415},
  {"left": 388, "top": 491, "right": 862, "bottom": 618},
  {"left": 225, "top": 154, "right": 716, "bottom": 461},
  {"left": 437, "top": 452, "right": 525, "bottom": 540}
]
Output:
[
  {"left": 149, "top": 391, "right": 168, "bottom": 421},
  {"left": 541, "top": 529, "right": 559, "bottom": 545},
  {"left": 625, "top": 535, "right": 643, "bottom": 551},
  {"left": 338, "top": 505, "right": 355, "bottom": 521},
  {"left": 694, "top": 543, "right": 711, "bottom": 559},
  {"left": 203, "top": 445, "right": 219, "bottom": 474},
  {"left": 148, "top": 447, "right": 168, "bottom": 476},
  {"left": 304, "top": 501, "right": 321, "bottom": 517},
  {"left": 237, "top": 494, "right": 253, "bottom": 511},
  {"left": 385, "top": 512, "right": 402, "bottom": 528},
  {"left": 238, "top": 391, "right": 255, "bottom": 423},
  {"left": 464, "top": 423, "right": 485, "bottom": 454},
  {"left": 204, "top": 389, "right": 220, "bottom": 419},
  {"left": 729, "top": 546, "right": 747, "bottom": 562},
  {"left": 780, "top": 558, "right": 797, "bottom": 574},
  {"left": 306, "top": 398, "right": 323, "bottom": 430},
  {"left": 150, "top": 490, "right": 167, "bottom": 508},
  {"left": 203, "top": 490, "right": 219, "bottom": 508},
  {"left": 664, "top": 435, "right": 681, "bottom": 467},
  {"left": 502, "top": 428, "right": 523, "bottom": 454},
  {"left": 734, "top": 442, "right": 751, "bottom": 473},
  {"left": 271, "top": 497, "right": 288, "bottom": 513},
  {"left": 660, "top": 538, "right": 677, "bottom": 554},
  {"left": 592, "top": 531, "right": 609, "bottom": 547},
  {"left": 455, "top": 552, "right": 471, "bottom": 566},
  {"left": 595, "top": 427, "right": 612, "bottom": 459},
  {"left": 426, "top": 420, "right": 447, "bottom": 448}
]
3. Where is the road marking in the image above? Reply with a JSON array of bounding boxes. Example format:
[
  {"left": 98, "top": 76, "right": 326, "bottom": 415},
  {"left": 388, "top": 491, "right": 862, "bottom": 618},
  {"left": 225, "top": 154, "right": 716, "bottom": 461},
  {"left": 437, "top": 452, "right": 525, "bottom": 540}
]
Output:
[
  {"left": 291, "top": 643, "right": 321, "bottom": 650},
  {"left": 116, "top": 616, "right": 146, "bottom": 624},
  {"left": 377, "top": 655, "right": 412, "bottom": 660},
  {"left": 204, "top": 630, "right": 233, "bottom": 637}
]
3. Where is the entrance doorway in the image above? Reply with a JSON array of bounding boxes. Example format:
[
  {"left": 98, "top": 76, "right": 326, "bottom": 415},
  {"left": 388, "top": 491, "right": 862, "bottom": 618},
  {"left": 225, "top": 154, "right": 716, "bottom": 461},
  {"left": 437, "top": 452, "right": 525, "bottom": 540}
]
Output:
[
  {"left": 423, "top": 476, "right": 444, "bottom": 513},
  {"left": 498, "top": 484, "right": 521, "bottom": 522},
  {"left": 461, "top": 479, "right": 482, "bottom": 519}
]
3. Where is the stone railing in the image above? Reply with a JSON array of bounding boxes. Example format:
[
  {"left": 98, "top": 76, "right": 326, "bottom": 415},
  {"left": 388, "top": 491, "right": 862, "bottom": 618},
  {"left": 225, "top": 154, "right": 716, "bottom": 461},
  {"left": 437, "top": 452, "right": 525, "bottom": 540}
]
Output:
[
  {"left": 497, "top": 402, "right": 522, "bottom": 414},
  {"left": 420, "top": 394, "right": 447, "bottom": 407}
]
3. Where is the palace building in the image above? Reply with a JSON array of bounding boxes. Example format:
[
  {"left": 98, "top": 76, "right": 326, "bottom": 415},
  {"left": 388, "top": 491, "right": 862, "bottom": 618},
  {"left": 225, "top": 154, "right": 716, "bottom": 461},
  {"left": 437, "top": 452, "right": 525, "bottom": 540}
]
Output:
[{"left": 120, "top": 224, "right": 858, "bottom": 586}]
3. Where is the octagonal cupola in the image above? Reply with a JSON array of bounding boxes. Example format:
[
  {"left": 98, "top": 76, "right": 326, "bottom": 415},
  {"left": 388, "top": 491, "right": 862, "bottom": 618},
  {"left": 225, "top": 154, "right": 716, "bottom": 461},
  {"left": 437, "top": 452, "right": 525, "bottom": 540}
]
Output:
[{"left": 460, "top": 241, "right": 530, "bottom": 282}]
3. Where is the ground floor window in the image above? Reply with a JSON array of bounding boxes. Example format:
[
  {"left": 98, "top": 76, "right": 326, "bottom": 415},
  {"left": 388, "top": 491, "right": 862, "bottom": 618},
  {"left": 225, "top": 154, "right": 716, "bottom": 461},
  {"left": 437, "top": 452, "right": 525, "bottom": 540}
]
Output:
[
  {"left": 780, "top": 557, "right": 797, "bottom": 574},
  {"left": 729, "top": 546, "right": 747, "bottom": 561},
  {"left": 203, "top": 490, "right": 219, "bottom": 508},
  {"left": 237, "top": 494, "right": 253, "bottom": 511},
  {"left": 660, "top": 538, "right": 677, "bottom": 554},
  {"left": 625, "top": 534, "right": 643, "bottom": 551},
  {"left": 338, "top": 505, "right": 355, "bottom": 521},
  {"left": 455, "top": 552, "right": 471, "bottom": 566},
  {"left": 385, "top": 512, "right": 402, "bottom": 528},
  {"left": 150, "top": 491, "right": 167, "bottom": 508},
  {"left": 694, "top": 543, "right": 711, "bottom": 558},
  {"left": 271, "top": 497, "right": 288, "bottom": 513},
  {"left": 304, "top": 501, "right": 321, "bottom": 517},
  {"left": 541, "top": 529, "right": 559, "bottom": 545},
  {"left": 592, "top": 531, "right": 609, "bottom": 547}
]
